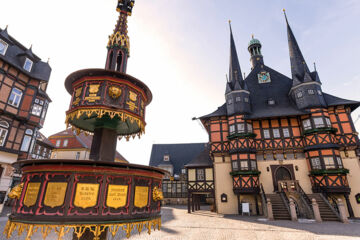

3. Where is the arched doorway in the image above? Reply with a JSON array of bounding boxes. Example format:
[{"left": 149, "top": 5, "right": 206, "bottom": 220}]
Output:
[{"left": 271, "top": 165, "right": 295, "bottom": 192}]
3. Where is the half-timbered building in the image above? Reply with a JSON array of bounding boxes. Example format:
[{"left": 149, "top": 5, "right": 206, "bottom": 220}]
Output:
[
  {"left": 48, "top": 128, "right": 128, "bottom": 163},
  {"left": 199, "top": 14, "right": 360, "bottom": 219},
  {"left": 149, "top": 143, "right": 208, "bottom": 204},
  {"left": 185, "top": 147, "right": 214, "bottom": 212},
  {"left": 0, "top": 27, "right": 51, "bottom": 200}
]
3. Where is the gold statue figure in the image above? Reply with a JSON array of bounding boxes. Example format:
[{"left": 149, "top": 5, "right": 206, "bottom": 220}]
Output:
[
  {"left": 109, "top": 86, "right": 122, "bottom": 99},
  {"left": 8, "top": 183, "right": 24, "bottom": 199},
  {"left": 152, "top": 186, "right": 163, "bottom": 201}
]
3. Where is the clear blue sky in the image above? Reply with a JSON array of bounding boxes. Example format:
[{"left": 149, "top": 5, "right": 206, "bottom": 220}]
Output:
[{"left": 1, "top": 0, "right": 359, "bottom": 164}]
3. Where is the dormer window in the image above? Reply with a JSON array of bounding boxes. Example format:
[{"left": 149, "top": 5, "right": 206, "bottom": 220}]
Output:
[
  {"left": 317, "top": 90, "right": 322, "bottom": 96},
  {"left": 23, "top": 58, "right": 33, "bottom": 72},
  {"left": 244, "top": 97, "right": 249, "bottom": 103},
  {"left": 0, "top": 39, "right": 9, "bottom": 55},
  {"left": 227, "top": 98, "right": 233, "bottom": 105},
  {"left": 163, "top": 154, "right": 170, "bottom": 161},
  {"left": 308, "top": 89, "right": 315, "bottom": 95},
  {"left": 235, "top": 97, "right": 241, "bottom": 102},
  {"left": 267, "top": 99, "right": 275, "bottom": 105},
  {"left": 296, "top": 91, "right": 303, "bottom": 98}
]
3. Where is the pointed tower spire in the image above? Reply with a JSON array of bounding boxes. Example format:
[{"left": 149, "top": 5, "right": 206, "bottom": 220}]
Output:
[
  {"left": 283, "top": 9, "right": 312, "bottom": 83},
  {"left": 105, "top": 0, "right": 135, "bottom": 73},
  {"left": 228, "top": 20, "right": 244, "bottom": 87}
]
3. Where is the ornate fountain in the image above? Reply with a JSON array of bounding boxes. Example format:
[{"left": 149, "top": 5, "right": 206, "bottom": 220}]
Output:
[{"left": 4, "top": 1, "right": 165, "bottom": 239}]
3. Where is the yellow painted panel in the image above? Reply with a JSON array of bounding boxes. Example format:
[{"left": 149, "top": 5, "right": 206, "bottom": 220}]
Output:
[
  {"left": 188, "top": 169, "right": 195, "bottom": 181},
  {"left": 206, "top": 168, "right": 213, "bottom": 181}
]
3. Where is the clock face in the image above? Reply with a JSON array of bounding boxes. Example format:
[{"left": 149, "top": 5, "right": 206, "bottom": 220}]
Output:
[{"left": 257, "top": 71, "right": 271, "bottom": 84}]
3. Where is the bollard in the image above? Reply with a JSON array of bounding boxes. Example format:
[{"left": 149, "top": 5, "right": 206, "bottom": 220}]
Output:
[
  {"left": 267, "top": 199, "right": 274, "bottom": 220},
  {"left": 312, "top": 198, "right": 322, "bottom": 222},
  {"left": 337, "top": 198, "right": 349, "bottom": 223},
  {"left": 289, "top": 198, "right": 297, "bottom": 221}
]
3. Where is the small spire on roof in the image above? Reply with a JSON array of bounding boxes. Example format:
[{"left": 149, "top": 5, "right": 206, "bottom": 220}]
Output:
[
  {"left": 5, "top": 25, "right": 8, "bottom": 30},
  {"left": 251, "top": 34, "right": 254, "bottom": 39},
  {"left": 313, "top": 62, "right": 317, "bottom": 71},
  {"left": 47, "top": 58, "right": 50, "bottom": 64}
]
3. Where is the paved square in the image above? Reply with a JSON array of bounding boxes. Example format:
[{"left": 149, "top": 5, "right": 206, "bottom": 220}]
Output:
[{"left": 1, "top": 206, "right": 360, "bottom": 240}]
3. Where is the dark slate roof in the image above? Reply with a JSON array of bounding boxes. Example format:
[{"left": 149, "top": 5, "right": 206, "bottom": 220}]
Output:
[
  {"left": 185, "top": 147, "right": 213, "bottom": 168},
  {"left": 0, "top": 27, "right": 51, "bottom": 82},
  {"left": 200, "top": 64, "right": 360, "bottom": 119},
  {"left": 244, "top": 64, "right": 308, "bottom": 119},
  {"left": 324, "top": 93, "right": 360, "bottom": 111},
  {"left": 149, "top": 143, "right": 208, "bottom": 175}
]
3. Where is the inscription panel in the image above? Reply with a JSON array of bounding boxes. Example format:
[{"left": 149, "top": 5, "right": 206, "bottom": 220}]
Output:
[
  {"left": 44, "top": 182, "right": 68, "bottom": 208},
  {"left": 74, "top": 183, "right": 100, "bottom": 209},
  {"left": 23, "top": 182, "right": 41, "bottom": 207},
  {"left": 106, "top": 184, "right": 128, "bottom": 209},
  {"left": 134, "top": 186, "right": 148, "bottom": 208}
]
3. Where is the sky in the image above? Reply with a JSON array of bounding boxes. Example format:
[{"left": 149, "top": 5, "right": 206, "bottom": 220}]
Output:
[{"left": 1, "top": 0, "right": 360, "bottom": 165}]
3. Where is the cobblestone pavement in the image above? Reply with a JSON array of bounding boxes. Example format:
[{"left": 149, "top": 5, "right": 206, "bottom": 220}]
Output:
[{"left": 0, "top": 206, "right": 360, "bottom": 240}]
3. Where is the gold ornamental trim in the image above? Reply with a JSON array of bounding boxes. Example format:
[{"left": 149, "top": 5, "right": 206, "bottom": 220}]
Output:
[
  {"left": 3, "top": 217, "right": 161, "bottom": 240},
  {"left": 65, "top": 108, "right": 145, "bottom": 140}
]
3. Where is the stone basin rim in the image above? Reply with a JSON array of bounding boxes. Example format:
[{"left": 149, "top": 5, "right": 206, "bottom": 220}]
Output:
[{"left": 13, "top": 159, "right": 167, "bottom": 175}]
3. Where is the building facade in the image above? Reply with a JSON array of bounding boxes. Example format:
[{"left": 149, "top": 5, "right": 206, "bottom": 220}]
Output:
[
  {"left": 199, "top": 15, "right": 360, "bottom": 219},
  {"left": 48, "top": 128, "right": 127, "bottom": 163},
  {"left": 149, "top": 143, "right": 208, "bottom": 204},
  {"left": 0, "top": 27, "right": 51, "bottom": 200}
]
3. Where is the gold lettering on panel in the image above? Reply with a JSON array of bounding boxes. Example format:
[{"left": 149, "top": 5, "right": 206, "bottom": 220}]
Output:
[
  {"left": 23, "top": 182, "right": 41, "bottom": 207},
  {"left": 85, "top": 84, "right": 101, "bottom": 102},
  {"left": 44, "top": 182, "right": 68, "bottom": 208},
  {"left": 134, "top": 186, "right": 148, "bottom": 208},
  {"left": 74, "top": 183, "right": 99, "bottom": 209},
  {"left": 106, "top": 185, "right": 128, "bottom": 209}
]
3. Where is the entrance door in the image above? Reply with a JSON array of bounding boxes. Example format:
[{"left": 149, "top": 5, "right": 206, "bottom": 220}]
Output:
[{"left": 271, "top": 165, "right": 295, "bottom": 192}]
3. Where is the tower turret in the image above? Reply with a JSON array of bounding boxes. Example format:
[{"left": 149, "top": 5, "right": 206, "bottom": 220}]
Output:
[
  {"left": 284, "top": 10, "right": 326, "bottom": 110},
  {"left": 105, "top": 0, "right": 134, "bottom": 73},
  {"left": 248, "top": 35, "right": 264, "bottom": 69},
  {"left": 226, "top": 22, "right": 251, "bottom": 116}
]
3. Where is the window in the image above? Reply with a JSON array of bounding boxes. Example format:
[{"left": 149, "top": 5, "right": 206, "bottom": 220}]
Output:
[
  {"left": 163, "top": 154, "right": 170, "bottom": 161},
  {"left": 268, "top": 99, "right": 275, "bottom": 105},
  {"left": 273, "top": 129, "right": 280, "bottom": 138},
  {"left": 31, "top": 104, "right": 42, "bottom": 116},
  {"left": 181, "top": 169, "right": 186, "bottom": 174},
  {"left": 325, "top": 118, "right": 331, "bottom": 127},
  {"left": 336, "top": 157, "right": 343, "bottom": 168},
  {"left": 250, "top": 160, "right": 257, "bottom": 170},
  {"left": 197, "top": 169, "right": 205, "bottom": 181},
  {"left": 235, "top": 97, "right": 241, "bottom": 102},
  {"left": 302, "top": 119, "right": 311, "bottom": 130},
  {"left": 237, "top": 123, "right": 245, "bottom": 133},
  {"left": 63, "top": 139, "right": 68, "bottom": 147},
  {"left": 317, "top": 90, "right": 322, "bottom": 96},
  {"left": 244, "top": 97, "right": 249, "bottom": 103},
  {"left": 263, "top": 129, "right": 270, "bottom": 139},
  {"left": 323, "top": 156, "right": 336, "bottom": 169},
  {"left": 76, "top": 152, "right": 80, "bottom": 160},
  {"left": 20, "top": 129, "right": 33, "bottom": 152},
  {"left": 311, "top": 157, "right": 321, "bottom": 170},
  {"left": 0, "top": 121, "right": 9, "bottom": 147},
  {"left": 53, "top": 152, "right": 57, "bottom": 159},
  {"left": 41, "top": 102, "right": 48, "bottom": 119},
  {"left": 282, "top": 128, "right": 290, "bottom": 138},
  {"left": 23, "top": 58, "right": 33, "bottom": 72},
  {"left": 0, "top": 39, "right": 9, "bottom": 55},
  {"left": 297, "top": 91, "right": 303, "bottom": 98},
  {"left": 232, "top": 161, "right": 238, "bottom": 170},
  {"left": 8, "top": 88, "right": 23, "bottom": 107},
  {"left": 227, "top": 98, "right": 233, "bottom": 105},
  {"left": 240, "top": 161, "right": 248, "bottom": 170},
  {"left": 308, "top": 89, "right": 315, "bottom": 95},
  {"left": 314, "top": 117, "right": 325, "bottom": 128},
  {"left": 56, "top": 140, "right": 61, "bottom": 147},
  {"left": 229, "top": 125, "right": 235, "bottom": 134},
  {"left": 247, "top": 123, "right": 252, "bottom": 133}
]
